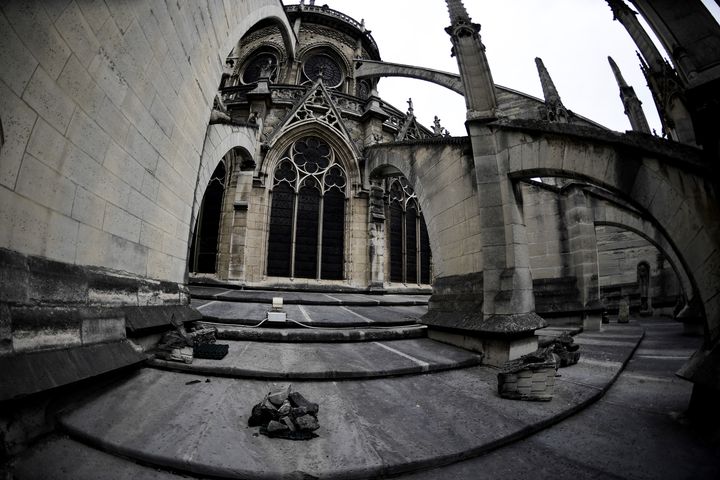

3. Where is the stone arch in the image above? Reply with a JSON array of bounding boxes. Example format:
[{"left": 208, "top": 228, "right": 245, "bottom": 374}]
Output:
[
  {"left": 222, "top": 8, "right": 296, "bottom": 64},
  {"left": 366, "top": 140, "right": 481, "bottom": 279},
  {"left": 503, "top": 127, "right": 720, "bottom": 341},
  {"left": 589, "top": 195, "right": 693, "bottom": 302},
  {"left": 235, "top": 43, "right": 286, "bottom": 85},
  {"left": 193, "top": 125, "right": 259, "bottom": 231}
]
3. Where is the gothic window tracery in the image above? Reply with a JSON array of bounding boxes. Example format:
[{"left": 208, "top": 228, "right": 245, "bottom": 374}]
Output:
[
  {"left": 302, "top": 53, "right": 344, "bottom": 88},
  {"left": 267, "top": 136, "right": 347, "bottom": 280},
  {"left": 386, "top": 177, "right": 432, "bottom": 284}
]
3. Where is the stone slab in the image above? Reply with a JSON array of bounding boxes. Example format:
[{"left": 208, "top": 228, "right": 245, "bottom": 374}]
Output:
[
  {"left": 188, "top": 286, "right": 430, "bottom": 306},
  {"left": 0, "top": 341, "right": 146, "bottom": 401},
  {"left": 56, "top": 366, "right": 593, "bottom": 480},
  {"left": 208, "top": 323, "right": 427, "bottom": 343},
  {"left": 149, "top": 338, "right": 482, "bottom": 379},
  {"left": 12, "top": 436, "right": 185, "bottom": 480},
  {"left": 51, "top": 322, "right": 645, "bottom": 479},
  {"left": 194, "top": 301, "right": 422, "bottom": 327}
]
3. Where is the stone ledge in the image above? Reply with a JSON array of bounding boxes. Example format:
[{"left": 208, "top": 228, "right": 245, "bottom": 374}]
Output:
[
  {"left": 123, "top": 305, "right": 202, "bottom": 334},
  {"left": 0, "top": 341, "right": 146, "bottom": 402},
  {"left": 422, "top": 311, "right": 546, "bottom": 337}
]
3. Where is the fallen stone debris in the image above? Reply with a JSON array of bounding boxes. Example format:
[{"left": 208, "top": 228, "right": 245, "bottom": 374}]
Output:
[
  {"left": 541, "top": 332, "right": 581, "bottom": 367},
  {"left": 498, "top": 332, "right": 582, "bottom": 401},
  {"left": 154, "top": 315, "right": 226, "bottom": 363},
  {"left": 248, "top": 385, "right": 320, "bottom": 440},
  {"left": 498, "top": 348, "right": 558, "bottom": 401}
]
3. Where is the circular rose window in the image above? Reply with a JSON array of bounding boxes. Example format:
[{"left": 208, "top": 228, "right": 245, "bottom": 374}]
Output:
[{"left": 302, "top": 54, "right": 343, "bottom": 88}]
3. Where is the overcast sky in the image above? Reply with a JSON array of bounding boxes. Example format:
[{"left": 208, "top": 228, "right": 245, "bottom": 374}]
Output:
[{"left": 316, "top": 0, "right": 720, "bottom": 136}]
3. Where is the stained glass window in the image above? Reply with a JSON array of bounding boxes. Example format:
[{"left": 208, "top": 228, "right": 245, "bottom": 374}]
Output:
[{"left": 267, "top": 136, "right": 347, "bottom": 280}]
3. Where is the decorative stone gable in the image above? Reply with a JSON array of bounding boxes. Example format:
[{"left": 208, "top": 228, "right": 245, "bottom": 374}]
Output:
[{"left": 266, "top": 82, "right": 360, "bottom": 159}]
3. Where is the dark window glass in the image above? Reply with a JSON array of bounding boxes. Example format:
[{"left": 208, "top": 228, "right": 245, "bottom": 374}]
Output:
[
  {"left": 406, "top": 203, "right": 418, "bottom": 283},
  {"left": 420, "top": 215, "right": 431, "bottom": 284},
  {"left": 322, "top": 189, "right": 345, "bottom": 280},
  {"left": 189, "top": 162, "right": 226, "bottom": 273},
  {"left": 267, "top": 183, "right": 294, "bottom": 277},
  {"left": 389, "top": 202, "right": 403, "bottom": 283},
  {"left": 294, "top": 186, "right": 320, "bottom": 278}
]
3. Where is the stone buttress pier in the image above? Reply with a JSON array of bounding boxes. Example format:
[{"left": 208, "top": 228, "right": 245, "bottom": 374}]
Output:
[{"left": 423, "top": 0, "right": 545, "bottom": 366}]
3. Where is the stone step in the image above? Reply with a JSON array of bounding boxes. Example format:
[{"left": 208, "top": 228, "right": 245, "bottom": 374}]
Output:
[
  {"left": 192, "top": 299, "right": 426, "bottom": 328},
  {"left": 51, "top": 324, "right": 644, "bottom": 480},
  {"left": 148, "top": 338, "right": 482, "bottom": 380},
  {"left": 189, "top": 285, "right": 430, "bottom": 306},
  {"left": 202, "top": 322, "right": 428, "bottom": 343}
]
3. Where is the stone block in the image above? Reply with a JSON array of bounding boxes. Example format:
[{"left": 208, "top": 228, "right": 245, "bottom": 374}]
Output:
[
  {"left": 72, "top": 187, "right": 106, "bottom": 229},
  {"left": 56, "top": 2, "right": 100, "bottom": 69},
  {"left": 0, "top": 13, "right": 38, "bottom": 96},
  {"left": 3, "top": 1, "right": 71, "bottom": 80},
  {"left": 23, "top": 66, "right": 75, "bottom": 133},
  {"left": 25, "top": 118, "right": 68, "bottom": 173},
  {"left": 15, "top": 154, "right": 76, "bottom": 216},
  {"left": 103, "top": 203, "right": 141, "bottom": 243},
  {"left": 44, "top": 212, "right": 80, "bottom": 263},
  {"left": 81, "top": 311, "right": 126, "bottom": 344},
  {"left": 67, "top": 109, "right": 111, "bottom": 161},
  {"left": 11, "top": 307, "right": 82, "bottom": 352},
  {"left": 0, "top": 84, "right": 37, "bottom": 189}
]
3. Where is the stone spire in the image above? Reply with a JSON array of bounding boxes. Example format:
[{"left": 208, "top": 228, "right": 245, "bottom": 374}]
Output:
[
  {"left": 606, "top": 0, "right": 695, "bottom": 144},
  {"left": 605, "top": 0, "right": 664, "bottom": 74},
  {"left": 446, "top": 0, "right": 471, "bottom": 24},
  {"left": 535, "top": 57, "right": 569, "bottom": 123},
  {"left": 608, "top": 56, "right": 651, "bottom": 133},
  {"left": 444, "top": 0, "right": 497, "bottom": 121}
]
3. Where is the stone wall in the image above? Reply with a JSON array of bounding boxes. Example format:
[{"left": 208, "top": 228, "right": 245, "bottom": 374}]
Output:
[{"left": 0, "top": 0, "right": 290, "bottom": 391}]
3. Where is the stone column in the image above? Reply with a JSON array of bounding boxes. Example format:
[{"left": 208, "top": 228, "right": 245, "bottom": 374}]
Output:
[
  {"left": 561, "top": 187, "right": 603, "bottom": 330},
  {"left": 368, "top": 181, "right": 386, "bottom": 291}
]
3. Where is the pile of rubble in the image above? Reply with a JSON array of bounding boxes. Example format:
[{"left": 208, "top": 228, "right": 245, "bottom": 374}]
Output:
[{"left": 248, "top": 386, "right": 320, "bottom": 440}]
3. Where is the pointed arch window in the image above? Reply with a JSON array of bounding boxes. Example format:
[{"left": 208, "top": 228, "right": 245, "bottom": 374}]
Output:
[
  {"left": 267, "top": 136, "right": 347, "bottom": 280},
  {"left": 387, "top": 177, "right": 432, "bottom": 284}
]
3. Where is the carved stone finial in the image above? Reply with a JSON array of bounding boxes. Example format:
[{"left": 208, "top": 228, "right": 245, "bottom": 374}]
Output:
[
  {"left": 535, "top": 57, "right": 569, "bottom": 123},
  {"left": 432, "top": 116, "right": 444, "bottom": 136},
  {"left": 406, "top": 98, "right": 414, "bottom": 115}
]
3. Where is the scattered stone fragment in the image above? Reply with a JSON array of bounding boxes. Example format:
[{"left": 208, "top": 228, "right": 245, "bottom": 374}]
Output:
[
  {"left": 185, "top": 379, "right": 201, "bottom": 385},
  {"left": 295, "top": 414, "right": 320, "bottom": 431},
  {"left": 282, "top": 417, "right": 296, "bottom": 432},
  {"left": 278, "top": 400, "right": 291, "bottom": 416},
  {"left": 540, "top": 332, "right": 581, "bottom": 368},
  {"left": 289, "top": 391, "right": 319, "bottom": 415},
  {"left": 266, "top": 420, "right": 288, "bottom": 434},
  {"left": 268, "top": 385, "right": 291, "bottom": 406}
]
